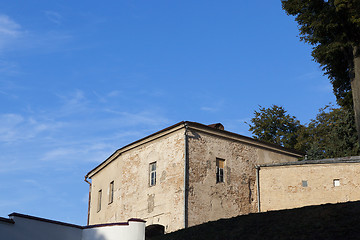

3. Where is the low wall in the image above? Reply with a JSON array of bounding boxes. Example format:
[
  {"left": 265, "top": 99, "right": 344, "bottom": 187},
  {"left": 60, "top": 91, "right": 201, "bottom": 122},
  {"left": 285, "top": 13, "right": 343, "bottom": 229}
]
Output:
[
  {"left": 258, "top": 158, "right": 360, "bottom": 212},
  {"left": 0, "top": 213, "right": 145, "bottom": 240}
]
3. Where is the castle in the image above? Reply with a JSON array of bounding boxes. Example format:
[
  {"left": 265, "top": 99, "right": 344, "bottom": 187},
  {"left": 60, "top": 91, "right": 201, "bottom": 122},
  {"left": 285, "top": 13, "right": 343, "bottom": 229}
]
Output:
[{"left": 85, "top": 121, "right": 302, "bottom": 233}]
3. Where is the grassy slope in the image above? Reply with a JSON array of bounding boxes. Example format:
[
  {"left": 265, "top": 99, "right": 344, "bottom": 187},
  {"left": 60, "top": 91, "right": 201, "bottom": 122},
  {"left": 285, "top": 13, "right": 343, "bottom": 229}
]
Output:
[{"left": 155, "top": 201, "right": 360, "bottom": 240}]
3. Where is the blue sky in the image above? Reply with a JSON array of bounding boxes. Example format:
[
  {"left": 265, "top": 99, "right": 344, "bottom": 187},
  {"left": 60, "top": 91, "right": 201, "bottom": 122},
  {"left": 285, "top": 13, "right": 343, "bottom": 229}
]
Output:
[{"left": 0, "top": 1, "right": 335, "bottom": 225}]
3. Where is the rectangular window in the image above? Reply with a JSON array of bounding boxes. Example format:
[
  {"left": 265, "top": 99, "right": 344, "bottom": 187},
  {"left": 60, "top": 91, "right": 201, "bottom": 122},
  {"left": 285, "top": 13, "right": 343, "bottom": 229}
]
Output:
[
  {"left": 109, "top": 181, "right": 114, "bottom": 204},
  {"left": 333, "top": 179, "right": 340, "bottom": 187},
  {"left": 302, "top": 180, "right": 308, "bottom": 187},
  {"left": 216, "top": 158, "right": 225, "bottom": 183},
  {"left": 97, "top": 189, "right": 102, "bottom": 212},
  {"left": 149, "top": 162, "right": 156, "bottom": 186}
]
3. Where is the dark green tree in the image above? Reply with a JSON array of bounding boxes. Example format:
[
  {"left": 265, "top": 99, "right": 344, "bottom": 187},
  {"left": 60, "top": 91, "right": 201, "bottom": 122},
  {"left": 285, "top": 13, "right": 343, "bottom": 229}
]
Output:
[
  {"left": 282, "top": 0, "right": 360, "bottom": 144},
  {"left": 247, "top": 105, "right": 359, "bottom": 160},
  {"left": 247, "top": 105, "right": 302, "bottom": 150},
  {"left": 300, "top": 105, "right": 360, "bottom": 159}
]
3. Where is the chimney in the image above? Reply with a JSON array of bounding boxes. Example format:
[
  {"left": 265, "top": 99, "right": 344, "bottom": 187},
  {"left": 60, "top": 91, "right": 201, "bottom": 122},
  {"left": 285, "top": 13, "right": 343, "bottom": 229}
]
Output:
[{"left": 207, "top": 123, "right": 224, "bottom": 130}]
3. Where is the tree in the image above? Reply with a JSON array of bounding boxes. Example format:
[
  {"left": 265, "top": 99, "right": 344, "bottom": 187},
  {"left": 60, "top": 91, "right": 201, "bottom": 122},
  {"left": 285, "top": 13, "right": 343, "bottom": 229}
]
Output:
[
  {"left": 299, "top": 105, "right": 360, "bottom": 159},
  {"left": 282, "top": 0, "right": 360, "bottom": 144},
  {"left": 247, "top": 105, "right": 360, "bottom": 160},
  {"left": 247, "top": 105, "right": 302, "bottom": 150}
]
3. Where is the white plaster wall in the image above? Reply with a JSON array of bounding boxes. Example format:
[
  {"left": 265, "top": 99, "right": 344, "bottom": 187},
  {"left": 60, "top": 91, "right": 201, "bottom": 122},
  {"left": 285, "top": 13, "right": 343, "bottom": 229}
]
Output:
[
  {"left": 0, "top": 215, "right": 145, "bottom": 240},
  {"left": 0, "top": 216, "right": 82, "bottom": 240},
  {"left": 82, "top": 221, "right": 145, "bottom": 240}
]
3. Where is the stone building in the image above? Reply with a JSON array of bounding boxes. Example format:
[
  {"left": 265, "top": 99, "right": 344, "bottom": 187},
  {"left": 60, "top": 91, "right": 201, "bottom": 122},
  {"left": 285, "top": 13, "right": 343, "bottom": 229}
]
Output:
[
  {"left": 257, "top": 156, "right": 360, "bottom": 212},
  {"left": 85, "top": 121, "right": 302, "bottom": 233}
]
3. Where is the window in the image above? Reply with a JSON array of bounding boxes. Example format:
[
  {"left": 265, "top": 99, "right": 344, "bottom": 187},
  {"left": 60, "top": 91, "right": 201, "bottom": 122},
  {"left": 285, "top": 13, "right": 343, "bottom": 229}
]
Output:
[
  {"left": 149, "top": 162, "right": 156, "bottom": 186},
  {"left": 333, "top": 179, "right": 340, "bottom": 187},
  {"left": 302, "top": 180, "right": 308, "bottom": 187},
  {"left": 216, "top": 158, "right": 225, "bottom": 183},
  {"left": 97, "top": 189, "right": 102, "bottom": 212},
  {"left": 109, "top": 181, "right": 114, "bottom": 204}
]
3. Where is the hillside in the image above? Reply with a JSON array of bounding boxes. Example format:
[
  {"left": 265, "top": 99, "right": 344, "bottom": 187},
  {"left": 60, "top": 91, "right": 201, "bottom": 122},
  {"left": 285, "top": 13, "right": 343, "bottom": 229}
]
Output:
[{"left": 154, "top": 201, "right": 360, "bottom": 240}]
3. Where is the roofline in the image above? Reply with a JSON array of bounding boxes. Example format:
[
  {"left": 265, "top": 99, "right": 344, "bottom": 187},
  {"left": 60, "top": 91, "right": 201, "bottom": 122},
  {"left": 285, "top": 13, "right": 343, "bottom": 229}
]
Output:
[
  {"left": 8, "top": 212, "right": 145, "bottom": 229},
  {"left": 85, "top": 121, "right": 304, "bottom": 179},
  {"left": 9, "top": 212, "right": 83, "bottom": 229},
  {"left": 257, "top": 155, "right": 360, "bottom": 168},
  {"left": 0, "top": 216, "right": 14, "bottom": 224},
  {"left": 85, "top": 121, "right": 186, "bottom": 179},
  {"left": 186, "top": 121, "right": 304, "bottom": 157}
]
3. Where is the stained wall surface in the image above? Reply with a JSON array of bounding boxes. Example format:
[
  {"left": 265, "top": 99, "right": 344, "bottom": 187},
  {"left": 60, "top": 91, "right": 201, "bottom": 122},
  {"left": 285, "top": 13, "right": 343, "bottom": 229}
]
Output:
[
  {"left": 259, "top": 162, "right": 360, "bottom": 212},
  {"left": 88, "top": 129, "right": 185, "bottom": 233},
  {"left": 186, "top": 129, "right": 299, "bottom": 227}
]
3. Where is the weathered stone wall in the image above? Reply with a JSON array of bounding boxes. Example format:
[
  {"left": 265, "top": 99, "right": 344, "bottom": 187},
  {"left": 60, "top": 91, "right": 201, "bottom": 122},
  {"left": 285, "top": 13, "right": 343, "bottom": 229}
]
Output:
[
  {"left": 259, "top": 162, "right": 360, "bottom": 212},
  {"left": 186, "top": 129, "right": 298, "bottom": 227},
  {"left": 89, "top": 129, "right": 185, "bottom": 233}
]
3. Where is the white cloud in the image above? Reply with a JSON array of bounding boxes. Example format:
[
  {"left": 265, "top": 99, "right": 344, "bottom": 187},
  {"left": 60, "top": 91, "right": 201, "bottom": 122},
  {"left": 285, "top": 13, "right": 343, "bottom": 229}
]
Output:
[
  {"left": 108, "top": 90, "right": 121, "bottom": 97},
  {"left": 44, "top": 11, "right": 62, "bottom": 25},
  {"left": 201, "top": 106, "right": 218, "bottom": 112},
  {"left": 55, "top": 90, "right": 89, "bottom": 116},
  {"left": 0, "top": 14, "right": 23, "bottom": 51},
  {"left": 0, "top": 15, "right": 21, "bottom": 37},
  {"left": 104, "top": 109, "right": 170, "bottom": 127},
  {"left": 0, "top": 113, "right": 62, "bottom": 143}
]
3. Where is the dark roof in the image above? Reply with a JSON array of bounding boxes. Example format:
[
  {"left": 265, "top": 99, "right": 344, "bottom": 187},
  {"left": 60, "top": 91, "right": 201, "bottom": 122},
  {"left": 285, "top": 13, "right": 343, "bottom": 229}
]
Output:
[
  {"left": 7, "top": 212, "right": 145, "bottom": 229},
  {"left": 0, "top": 216, "right": 14, "bottom": 224},
  {"left": 86, "top": 121, "right": 304, "bottom": 179},
  {"left": 9, "top": 212, "right": 82, "bottom": 229}
]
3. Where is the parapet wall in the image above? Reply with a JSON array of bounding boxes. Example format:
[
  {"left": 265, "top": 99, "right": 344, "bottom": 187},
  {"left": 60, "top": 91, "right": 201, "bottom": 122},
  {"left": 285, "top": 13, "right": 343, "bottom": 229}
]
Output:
[
  {"left": 259, "top": 158, "right": 360, "bottom": 212},
  {"left": 0, "top": 213, "right": 145, "bottom": 240}
]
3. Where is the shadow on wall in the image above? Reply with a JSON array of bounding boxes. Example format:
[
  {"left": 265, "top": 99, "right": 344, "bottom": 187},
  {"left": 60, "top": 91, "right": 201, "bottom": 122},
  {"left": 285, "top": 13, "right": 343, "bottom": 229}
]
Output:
[
  {"left": 145, "top": 224, "right": 165, "bottom": 240},
  {"left": 90, "top": 231, "right": 108, "bottom": 240}
]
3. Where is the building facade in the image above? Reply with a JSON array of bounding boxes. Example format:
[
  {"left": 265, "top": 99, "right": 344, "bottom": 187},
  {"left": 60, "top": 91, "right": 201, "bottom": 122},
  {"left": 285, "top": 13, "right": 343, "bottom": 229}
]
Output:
[
  {"left": 85, "top": 121, "right": 302, "bottom": 233},
  {"left": 258, "top": 156, "right": 360, "bottom": 212}
]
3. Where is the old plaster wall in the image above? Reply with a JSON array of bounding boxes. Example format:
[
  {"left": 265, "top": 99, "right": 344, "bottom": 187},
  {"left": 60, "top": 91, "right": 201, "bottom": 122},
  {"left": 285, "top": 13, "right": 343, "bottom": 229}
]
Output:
[
  {"left": 186, "top": 129, "right": 297, "bottom": 227},
  {"left": 89, "top": 129, "right": 185, "bottom": 233},
  {"left": 259, "top": 163, "right": 360, "bottom": 212}
]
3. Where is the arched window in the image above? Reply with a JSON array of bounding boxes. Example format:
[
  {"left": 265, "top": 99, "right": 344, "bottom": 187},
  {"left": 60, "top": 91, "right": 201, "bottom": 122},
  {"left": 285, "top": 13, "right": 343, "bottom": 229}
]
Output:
[{"left": 145, "top": 224, "right": 165, "bottom": 240}]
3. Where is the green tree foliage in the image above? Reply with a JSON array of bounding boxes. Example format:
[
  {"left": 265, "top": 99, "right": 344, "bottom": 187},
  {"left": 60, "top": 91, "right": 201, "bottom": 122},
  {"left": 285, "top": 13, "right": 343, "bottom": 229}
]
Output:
[
  {"left": 282, "top": 0, "right": 360, "bottom": 144},
  {"left": 248, "top": 105, "right": 360, "bottom": 160},
  {"left": 247, "top": 105, "right": 301, "bottom": 150},
  {"left": 300, "top": 106, "right": 360, "bottom": 159}
]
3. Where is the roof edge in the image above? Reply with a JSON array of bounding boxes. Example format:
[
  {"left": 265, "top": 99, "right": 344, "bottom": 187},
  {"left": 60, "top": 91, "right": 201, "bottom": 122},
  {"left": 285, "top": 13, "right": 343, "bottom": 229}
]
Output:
[
  {"left": 9, "top": 212, "right": 82, "bottom": 229},
  {"left": 8, "top": 212, "right": 145, "bottom": 229},
  {"left": 0, "top": 216, "right": 14, "bottom": 224},
  {"left": 258, "top": 155, "right": 360, "bottom": 168},
  {"left": 185, "top": 121, "right": 304, "bottom": 157},
  {"left": 85, "top": 121, "right": 304, "bottom": 179},
  {"left": 86, "top": 121, "right": 186, "bottom": 179}
]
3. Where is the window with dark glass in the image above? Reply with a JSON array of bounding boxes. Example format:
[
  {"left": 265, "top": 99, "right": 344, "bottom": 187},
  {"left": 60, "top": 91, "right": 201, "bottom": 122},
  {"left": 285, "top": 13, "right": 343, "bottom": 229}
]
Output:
[
  {"left": 149, "top": 162, "right": 156, "bottom": 186},
  {"left": 109, "top": 181, "right": 114, "bottom": 204},
  {"left": 216, "top": 158, "right": 225, "bottom": 183},
  {"left": 97, "top": 189, "right": 102, "bottom": 212}
]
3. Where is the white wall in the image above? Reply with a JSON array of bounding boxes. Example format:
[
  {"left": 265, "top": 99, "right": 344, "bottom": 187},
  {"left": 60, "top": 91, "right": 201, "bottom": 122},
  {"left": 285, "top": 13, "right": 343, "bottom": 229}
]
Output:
[
  {"left": 0, "top": 215, "right": 82, "bottom": 240},
  {"left": 83, "top": 221, "right": 145, "bottom": 240},
  {"left": 0, "top": 214, "right": 145, "bottom": 240}
]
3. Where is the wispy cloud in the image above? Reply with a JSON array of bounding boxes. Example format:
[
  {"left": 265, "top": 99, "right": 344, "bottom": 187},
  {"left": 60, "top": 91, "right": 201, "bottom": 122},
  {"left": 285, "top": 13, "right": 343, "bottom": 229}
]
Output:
[
  {"left": 55, "top": 90, "right": 89, "bottom": 117},
  {"left": 0, "top": 14, "right": 23, "bottom": 51},
  {"left": 0, "top": 59, "right": 19, "bottom": 75},
  {"left": 104, "top": 109, "right": 170, "bottom": 127},
  {"left": 0, "top": 113, "right": 62, "bottom": 143},
  {"left": 0, "top": 15, "right": 21, "bottom": 37},
  {"left": 296, "top": 71, "right": 321, "bottom": 81},
  {"left": 201, "top": 106, "right": 219, "bottom": 112},
  {"left": 44, "top": 11, "right": 63, "bottom": 25}
]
